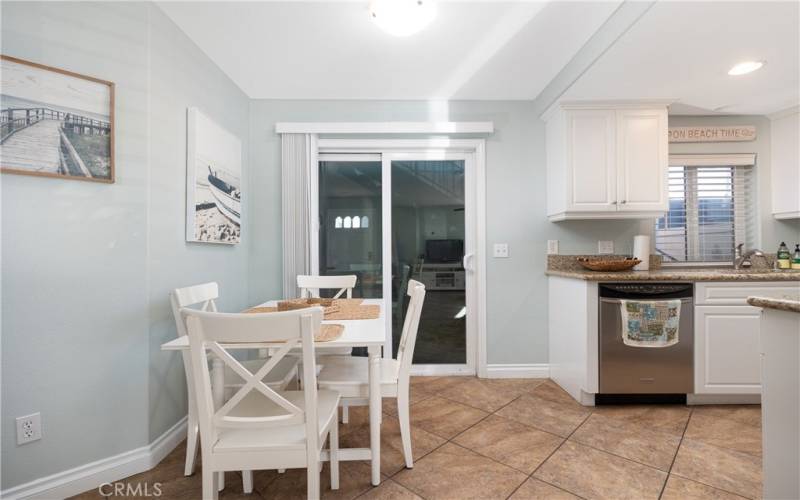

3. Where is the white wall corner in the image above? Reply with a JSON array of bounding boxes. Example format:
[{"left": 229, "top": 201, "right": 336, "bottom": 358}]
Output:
[
  {"left": 1, "top": 417, "right": 188, "bottom": 500},
  {"left": 485, "top": 363, "right": 550, "bottom": 379}
]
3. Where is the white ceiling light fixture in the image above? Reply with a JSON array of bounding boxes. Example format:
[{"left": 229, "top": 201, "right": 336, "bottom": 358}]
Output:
[
  {"left": 369, "top": 0, "right": 437, "bottom": 37},
  {"left": 728, "top": 60, "right": 765, "bottom": 76}
]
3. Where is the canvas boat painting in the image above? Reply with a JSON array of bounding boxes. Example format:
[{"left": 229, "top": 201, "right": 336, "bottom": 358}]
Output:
[
  {"left": 186, "top": 107, "right": 242, "bottom": 244},
  {"left": 0, "top": 55, "right": 114, "bottom": 183}
]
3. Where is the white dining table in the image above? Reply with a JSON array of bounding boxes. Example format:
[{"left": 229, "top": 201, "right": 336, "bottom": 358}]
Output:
[{"left": 161, "top": 298, "right": 386, "bottom": 486}]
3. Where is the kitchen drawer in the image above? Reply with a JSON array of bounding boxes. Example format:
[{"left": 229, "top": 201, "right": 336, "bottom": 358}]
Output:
[{"left": 695, "top": 281, "right": 800, "bottom": 306}]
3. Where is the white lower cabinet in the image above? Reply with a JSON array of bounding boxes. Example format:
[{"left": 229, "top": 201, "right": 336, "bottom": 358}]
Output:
[{"left": 694, "top": 305, "right": 762, "bottom": 394}]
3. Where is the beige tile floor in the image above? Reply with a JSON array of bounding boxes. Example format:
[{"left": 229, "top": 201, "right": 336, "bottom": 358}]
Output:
[{"left": 72, "top": 377, "right": 763, "bottom": 500}]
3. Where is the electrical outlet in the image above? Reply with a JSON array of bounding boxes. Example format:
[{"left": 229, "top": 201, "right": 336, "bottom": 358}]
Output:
[
  {"left": 16, "top": 413, "right": 41, "bottom": 445},
  {"left": 547, "top": 240, "right": 559, "bottom": 255},
  {"left": 598, "top": 240, "right": 614, "bottom": 255},
  {"left": 493, "top": 243, "right": 509, "bottom": 258}
]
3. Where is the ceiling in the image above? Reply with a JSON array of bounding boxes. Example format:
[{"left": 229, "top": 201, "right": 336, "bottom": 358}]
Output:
[
  {"left": 562, "top": 1, "right": 800, "bottom": 115},
  {"left": 157, "top": 1, "right": 620, "bottom": 100},
  {"left": 159, "top": 1, "right": 799, "bottom": 115}
]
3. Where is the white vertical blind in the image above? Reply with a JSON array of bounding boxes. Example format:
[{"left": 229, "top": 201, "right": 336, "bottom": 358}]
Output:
[
  {"left": 281, "top": 133, "right": 317, "bottom": 297},
  {"left": 655, "top": 163, "right": 755, "bottom": 263}
]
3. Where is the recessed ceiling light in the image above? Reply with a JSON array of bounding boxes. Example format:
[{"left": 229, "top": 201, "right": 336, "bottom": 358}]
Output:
[
  {"left": 369, "top": 0, "right": 437, "bottom": 37},
  {"left": 728, "top": 61, "right": 765, "bottom": 76}
]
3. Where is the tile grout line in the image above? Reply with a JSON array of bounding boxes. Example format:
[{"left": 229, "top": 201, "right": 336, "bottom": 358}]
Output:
[
  {"left": 383, "top": 379, "right": 506, "bottom": 500},
  {"left": 413, "top": 380, "right": 594, "bottom": 500},
  {"left": 504, "top": 385, "right": 597, "bottom": 499},
  {"left": 670, "top": 407, "right": 763, "bottom": 499},
  {"left": 664, "top": 409, "right": 759, "bottom": 500},
  {"left": 668, "top": 471, "right": 756, "bottom": 500},
  {"left": 390, "top": 382, "right": 546, "bottom": 500},
  {"left": 561, "top": 414, "right": 683, "bottom": 474},
  {"left": 510, "top": 405, "right": 594, "bottom": 500},
  {"left": 654, "top": 407, "right": 761, "bottom": 500},
  {"left": 657, "top": 406, "right": 693, "bottom": 499}
]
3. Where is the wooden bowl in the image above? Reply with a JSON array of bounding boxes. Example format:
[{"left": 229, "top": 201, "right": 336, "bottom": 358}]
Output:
[{"left": 576, "top": 257, "right": 642, "bottom": 272}]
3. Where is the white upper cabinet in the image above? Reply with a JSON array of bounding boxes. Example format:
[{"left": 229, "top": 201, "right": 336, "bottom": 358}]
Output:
[
  {"left": 545, "top": 102, "right": 669, "bottom": 221},
  {"left": 769, "top": 108, "right": 800, "bottom": 219},
  {"left": 566, "top": 110, "right": 617, "bottom": 211},
  {"left": 616, "top": 109, "right": 668, "bottom": 212}
]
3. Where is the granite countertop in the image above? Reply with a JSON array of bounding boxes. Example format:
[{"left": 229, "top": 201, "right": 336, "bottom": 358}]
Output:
[
  {"left": 746, "top": 294, "right": 800, "bottom": 313},
  {"left": 546, "top": 268, "right": 800, "bottom": 282}
]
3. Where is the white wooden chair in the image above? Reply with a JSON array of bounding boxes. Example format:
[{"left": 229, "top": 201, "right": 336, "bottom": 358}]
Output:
[
  {"left": 182, "top": 306, "right": 340, "bottom": 500},
  {"left": 296, "top": 275, "right": 358, "bottom": 358},
  {"left": 170, "top": 283, "right": 299, "bottom": 491},
  {"left": 317, "top": 280, "right": 426, "bottom": 468},
  {"left": 297, "top": 274, "right": 357, "bottom": 299},
  {"left": 393, "top": 264, "right": 411, "bottom": 331}
]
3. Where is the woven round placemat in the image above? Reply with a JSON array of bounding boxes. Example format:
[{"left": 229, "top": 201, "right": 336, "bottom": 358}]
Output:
[
  {"left": 241, "top": 308, "right": 344, "bottom": 342},
  {"left": 324, "top": 304, "right": 380, "bottom": 320},
  {"left": 244, "top": 306, "right": 278, "bottom": 313},
  {"left": 317, "top": 324, "right": 344, "bottom": 342},
  {"left": 335, "top": 298, "right": 364, "bottom": 307}
]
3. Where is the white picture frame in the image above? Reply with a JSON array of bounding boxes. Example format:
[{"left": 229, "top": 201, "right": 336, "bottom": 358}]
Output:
[{"left": 186, "top": 107, "right": 242, "bottom": 244}]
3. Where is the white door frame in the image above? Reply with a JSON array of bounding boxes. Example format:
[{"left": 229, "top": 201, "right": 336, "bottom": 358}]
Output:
[{"left": 317, "top": 138, "right": 487, "bottom": 377}]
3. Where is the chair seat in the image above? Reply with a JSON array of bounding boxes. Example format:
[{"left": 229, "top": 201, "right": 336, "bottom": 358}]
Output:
[
  {"left": 215, "top": 390, "right": 340, "bottom": 453},
  {"left": 223, "top": 357, "right": 298, "bottom": 389},
  {"left": 317, "top": 356, "right": 399, "bottom": 398}
]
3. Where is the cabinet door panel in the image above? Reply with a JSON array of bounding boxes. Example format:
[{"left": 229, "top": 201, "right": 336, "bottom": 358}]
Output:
[
  {"left": 617, "top": 109, "right": 668, "bottom": 212},
  {"left": 695, "top": 305, "right": 761, "bottom": 394},
  {"left": 567, "top": 110, "right": 616, "bottom": 211}
]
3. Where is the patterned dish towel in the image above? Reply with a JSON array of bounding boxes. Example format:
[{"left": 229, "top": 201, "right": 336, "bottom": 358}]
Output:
[{"left": 620, "top": 300, "right": 681, "bottom": 348}]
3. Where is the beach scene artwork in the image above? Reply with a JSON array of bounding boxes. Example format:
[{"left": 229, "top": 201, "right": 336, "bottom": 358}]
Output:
[
  {"left": 186, "top": 107, "right": 242, "bottom": 244},
  {"left": 0, "top": 55, "right": 114, "bottom": 183}
]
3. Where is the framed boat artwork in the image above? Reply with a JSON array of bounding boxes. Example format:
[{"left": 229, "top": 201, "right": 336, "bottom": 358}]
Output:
[
  {"left": 0, "top": 55, "right": 115, "bottom": 183},
  {"left": 186, "top": 107, "right": 242, "bottom": 244}
]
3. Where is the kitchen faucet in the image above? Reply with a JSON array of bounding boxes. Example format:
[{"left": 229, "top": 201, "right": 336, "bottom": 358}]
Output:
[{"left": 734, "top": 243, "right": 764, "bottom": 269}]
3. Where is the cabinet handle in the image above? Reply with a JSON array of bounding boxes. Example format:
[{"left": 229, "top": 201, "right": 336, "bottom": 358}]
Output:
[
  {"left": 621, "top": 200, "right": 627, "bottom": 204},
  {"left": 612, "top": 201, "right": 617, "bottom": 205}
]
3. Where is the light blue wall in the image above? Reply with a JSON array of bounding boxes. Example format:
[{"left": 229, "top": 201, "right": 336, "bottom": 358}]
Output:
[
  {"left": 146, "top": 4, "right": 251, "bottom": 443},
  {"left": 248, "top": 100, "right": 650, "bottom": 365},
  {"left": 1, "top": 2, "right": 250, "bottom": 489}
]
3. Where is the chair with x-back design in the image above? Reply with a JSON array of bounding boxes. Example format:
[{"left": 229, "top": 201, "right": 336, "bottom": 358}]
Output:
[
  {"left": 183, "top": 306, "right": 340, "bottom": 500},
  {"left": 170, "top": 283, "right": 299, "bottom": 492}
]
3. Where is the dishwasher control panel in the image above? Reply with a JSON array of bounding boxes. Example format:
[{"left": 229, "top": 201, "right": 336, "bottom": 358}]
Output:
[{"left": 599, "top": 283, "right": 693, "bottom": 299}]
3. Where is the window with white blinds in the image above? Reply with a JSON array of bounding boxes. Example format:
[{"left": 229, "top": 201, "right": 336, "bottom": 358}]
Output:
[{"left": 655, "top": 160, "right": 755, "bottom": 264}]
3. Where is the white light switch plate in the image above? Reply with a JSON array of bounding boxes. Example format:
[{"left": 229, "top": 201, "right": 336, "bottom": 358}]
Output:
[
  {"left": 598, "top": 240, "right": 614, "bottom": 254},
  {"left": 547, "top": 240, "right": 559, "bottom": 255},
  {"left": 493, "top": 243, "right": 509, "bottom": 258}
]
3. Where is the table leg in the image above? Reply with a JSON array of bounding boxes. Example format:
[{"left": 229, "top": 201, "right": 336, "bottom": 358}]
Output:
[
  {"left": 210, "top": 356, "right": 225, "bottom": 491},
  {"left": 368, "top": 345, "right": 381, "bottom": 486}
]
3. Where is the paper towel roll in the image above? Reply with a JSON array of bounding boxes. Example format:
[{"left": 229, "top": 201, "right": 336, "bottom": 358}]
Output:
[{"left": 633, "top": 235, "right": 650, "bottom": 271}]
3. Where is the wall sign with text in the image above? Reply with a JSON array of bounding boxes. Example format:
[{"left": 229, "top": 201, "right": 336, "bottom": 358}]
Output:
[{"left": 668, "top": 126, "right": 756, "bottom": 143}]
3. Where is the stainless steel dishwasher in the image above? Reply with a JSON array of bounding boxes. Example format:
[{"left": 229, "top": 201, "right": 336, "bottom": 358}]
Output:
[{"left": 599, "top": 283, "right": 694, "bottom": 394}]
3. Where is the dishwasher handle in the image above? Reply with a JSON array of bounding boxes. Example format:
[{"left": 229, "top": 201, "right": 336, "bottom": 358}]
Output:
[{"left": 600, "top": 297, "right": 693, "bottom": 305}]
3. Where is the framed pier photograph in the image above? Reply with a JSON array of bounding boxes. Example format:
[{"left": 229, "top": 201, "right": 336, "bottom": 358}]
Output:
[
  {"left": 186, "top": 107, "right": 242, "bottom": 244},
  {"left": 0, "top": 55, "right": 115, "bottom": 183}
]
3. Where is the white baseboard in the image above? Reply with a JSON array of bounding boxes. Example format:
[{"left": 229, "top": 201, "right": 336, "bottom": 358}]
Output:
[
  {"left": 485, "top": 363, "right": 550, "bottom": 379},
  {"left": 1, "top": 416, "right": 188, "bottom": 500}
]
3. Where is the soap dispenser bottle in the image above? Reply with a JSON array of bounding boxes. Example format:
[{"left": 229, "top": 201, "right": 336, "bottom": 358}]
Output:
[
  {"left": 777, "top": 242, "right": 791, "bottom": 269},
  {"left": 792, "top": 244, "right": 800, "bottom": 270}
]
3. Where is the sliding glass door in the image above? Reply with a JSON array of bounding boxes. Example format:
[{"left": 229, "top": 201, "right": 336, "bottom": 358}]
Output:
[
  {"left": 318, "top": 156, "right": 382, "bottom": 298},
  {"left": 318, "top": 150, "right": 476, "bottom": 374},
  {"left": 389, "top": 157, "right": 469, "bottom": 365}
]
